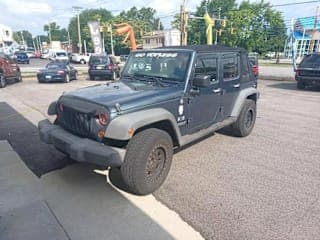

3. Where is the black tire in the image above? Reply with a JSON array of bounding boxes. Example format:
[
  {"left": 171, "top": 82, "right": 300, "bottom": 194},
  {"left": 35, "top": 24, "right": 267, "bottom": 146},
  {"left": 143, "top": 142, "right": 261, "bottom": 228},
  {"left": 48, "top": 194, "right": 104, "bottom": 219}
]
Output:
[
  {"left": 0, "top": 75, "right": 7, "bottom": 88},
  {"left": 80, "top": 59, "right": 86, "bottom": 64},
  {"left": 74, "top": 72, "right": 78, "bottom": 80},
  {"left": 64, "top": 74, "right": 70, "bottom": 83},
  {"left": 120, "top": 128, "right": 173, "bottom": 195},
  {"left": 111, "top": 72, "right": 116, "bottom": 80},
  {"left": 297, "top": 81, "right": 305, "bottom": 90},
  {"left": 15, "top": 71, "right": 22, "bottom": 82},
  {"left": 231, "top": 99, "right": 256, "bottom": 137},
  {"left": 89, "top": 74, "right": 94, "bottom": 80}
]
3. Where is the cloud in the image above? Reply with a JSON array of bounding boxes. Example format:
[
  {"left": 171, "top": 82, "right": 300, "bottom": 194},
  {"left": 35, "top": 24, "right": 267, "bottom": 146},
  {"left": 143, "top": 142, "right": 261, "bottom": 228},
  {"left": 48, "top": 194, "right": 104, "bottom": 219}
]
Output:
[{"left": 3, "top": 0, "right": 52, "bottom": 14}]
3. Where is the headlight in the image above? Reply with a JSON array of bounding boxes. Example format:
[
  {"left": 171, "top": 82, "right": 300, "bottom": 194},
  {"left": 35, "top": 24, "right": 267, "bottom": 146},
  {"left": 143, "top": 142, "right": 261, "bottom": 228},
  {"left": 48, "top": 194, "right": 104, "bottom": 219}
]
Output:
[{"left": 97, "top": 112, "right": 109, "bottom": 126}]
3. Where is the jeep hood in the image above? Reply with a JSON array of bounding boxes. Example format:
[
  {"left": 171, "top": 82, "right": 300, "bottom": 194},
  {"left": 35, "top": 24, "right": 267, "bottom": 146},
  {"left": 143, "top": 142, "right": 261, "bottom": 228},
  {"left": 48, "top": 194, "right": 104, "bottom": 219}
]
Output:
[{"left": 63, "top": 81, "right": 183, "bottom": 112}]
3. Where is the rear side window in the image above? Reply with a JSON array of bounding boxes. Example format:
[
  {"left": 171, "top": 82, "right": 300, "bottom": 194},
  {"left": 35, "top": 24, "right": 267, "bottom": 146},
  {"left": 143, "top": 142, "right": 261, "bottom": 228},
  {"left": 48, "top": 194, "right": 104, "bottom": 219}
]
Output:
[
  {"left": 300, "top": 54, "right": 320, "bottom": 67},
  {"left": 222, "top": 54, "right": 240, "bottom": 81}
]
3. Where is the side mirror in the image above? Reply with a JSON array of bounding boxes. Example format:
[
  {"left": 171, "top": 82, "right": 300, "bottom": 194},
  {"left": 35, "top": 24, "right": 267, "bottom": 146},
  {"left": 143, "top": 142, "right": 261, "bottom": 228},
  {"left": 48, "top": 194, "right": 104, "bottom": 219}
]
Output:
[{"left": 193, "top": 75, "right": 211, "bottom": 88}]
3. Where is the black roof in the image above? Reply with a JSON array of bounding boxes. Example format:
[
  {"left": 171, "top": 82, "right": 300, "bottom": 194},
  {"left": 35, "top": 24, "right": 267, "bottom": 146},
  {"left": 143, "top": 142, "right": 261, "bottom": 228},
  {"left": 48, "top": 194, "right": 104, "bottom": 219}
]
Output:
[{"left": 157, "top": 44, "right": 246, "bottom": 53}]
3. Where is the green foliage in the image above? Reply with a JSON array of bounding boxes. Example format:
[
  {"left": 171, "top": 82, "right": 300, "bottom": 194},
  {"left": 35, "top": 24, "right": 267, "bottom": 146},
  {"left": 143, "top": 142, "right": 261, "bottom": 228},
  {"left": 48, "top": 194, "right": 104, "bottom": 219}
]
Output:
[
  {"left": 187, "top": 0, "right": 286, "bottom": 55},
  {"left": 13, "top": 30, "right": 33, "bottom": 46},
  {"left": 43, "top": 22, "right": 68, "bottom": 42}
]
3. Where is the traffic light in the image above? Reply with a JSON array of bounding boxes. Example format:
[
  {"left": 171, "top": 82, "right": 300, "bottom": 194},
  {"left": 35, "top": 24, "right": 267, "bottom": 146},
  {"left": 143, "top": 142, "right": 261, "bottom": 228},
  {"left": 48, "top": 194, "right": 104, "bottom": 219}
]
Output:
[{"left": 219, "top": 29, "right": 222, "bottom": 36}]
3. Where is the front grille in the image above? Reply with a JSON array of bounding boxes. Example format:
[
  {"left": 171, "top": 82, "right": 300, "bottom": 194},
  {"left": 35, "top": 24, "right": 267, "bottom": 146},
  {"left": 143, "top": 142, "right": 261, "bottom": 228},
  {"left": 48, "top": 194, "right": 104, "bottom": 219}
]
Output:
[
  {"left": 58, "top": 105, "right": 91, "bottom": 137},
  {"left": 300, "top": 70, "right": 320, "bottom": 77}
]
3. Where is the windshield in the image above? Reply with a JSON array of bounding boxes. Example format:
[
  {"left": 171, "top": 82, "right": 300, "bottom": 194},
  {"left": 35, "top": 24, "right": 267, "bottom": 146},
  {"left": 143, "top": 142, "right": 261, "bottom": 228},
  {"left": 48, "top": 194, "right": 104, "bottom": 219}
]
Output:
[
  {"left": 300, "top": 54, "right": 320, "bottom": 68},
  {"left": 122, "top": 51, "right": 191, "bottom": 82}
]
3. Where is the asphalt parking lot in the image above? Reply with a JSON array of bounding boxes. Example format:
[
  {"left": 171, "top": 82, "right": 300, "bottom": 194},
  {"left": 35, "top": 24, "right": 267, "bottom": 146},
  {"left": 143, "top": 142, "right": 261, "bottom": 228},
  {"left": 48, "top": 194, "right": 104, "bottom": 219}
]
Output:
[{"left": 1, "top": 75, "right": 320, "bottom": 240}]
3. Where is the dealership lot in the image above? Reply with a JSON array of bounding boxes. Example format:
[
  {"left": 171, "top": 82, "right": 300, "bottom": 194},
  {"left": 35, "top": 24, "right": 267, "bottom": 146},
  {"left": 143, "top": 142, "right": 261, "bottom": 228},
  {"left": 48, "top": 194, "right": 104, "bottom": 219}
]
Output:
[{"left": 1, "top": 75, "right": 320, "bottom": 240}]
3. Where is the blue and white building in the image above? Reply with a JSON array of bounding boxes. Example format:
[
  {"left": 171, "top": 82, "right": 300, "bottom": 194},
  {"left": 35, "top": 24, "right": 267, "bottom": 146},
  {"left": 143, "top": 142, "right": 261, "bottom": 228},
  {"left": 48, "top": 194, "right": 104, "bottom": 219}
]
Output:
[{"left": 284, "top": 16, "right": 320, "bottom": 58}]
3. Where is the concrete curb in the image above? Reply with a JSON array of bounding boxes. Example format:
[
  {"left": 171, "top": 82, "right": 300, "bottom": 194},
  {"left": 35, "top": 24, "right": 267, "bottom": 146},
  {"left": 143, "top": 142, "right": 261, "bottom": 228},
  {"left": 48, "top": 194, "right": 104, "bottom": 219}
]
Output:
[{"left": 259, "top": 75, "right": 295, "bottom": 81}]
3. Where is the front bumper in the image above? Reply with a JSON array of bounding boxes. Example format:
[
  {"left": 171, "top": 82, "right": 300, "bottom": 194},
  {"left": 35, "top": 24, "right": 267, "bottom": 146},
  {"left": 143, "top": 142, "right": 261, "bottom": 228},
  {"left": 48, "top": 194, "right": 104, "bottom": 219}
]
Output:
[
  {"left": 37, "top": 74, "right": 65, "bottom": 82},
  {"left": 38, "top": 119, "right": 125, "bottom": 167}
]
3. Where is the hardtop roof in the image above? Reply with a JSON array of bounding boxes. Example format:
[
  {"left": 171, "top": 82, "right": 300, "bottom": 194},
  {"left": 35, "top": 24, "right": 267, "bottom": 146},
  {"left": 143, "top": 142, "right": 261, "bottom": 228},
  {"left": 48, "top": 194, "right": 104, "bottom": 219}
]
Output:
[{"left": 156, "top": 44, "right": 246, "bottom": 53}]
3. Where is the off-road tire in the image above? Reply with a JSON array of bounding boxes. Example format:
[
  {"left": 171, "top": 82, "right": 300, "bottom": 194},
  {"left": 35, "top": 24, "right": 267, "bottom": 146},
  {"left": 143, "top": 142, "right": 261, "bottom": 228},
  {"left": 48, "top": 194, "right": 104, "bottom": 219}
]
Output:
[
  {"left": 0, "top": 75, "right": 7, "bottom": 88},
  {"left": 232, "top": 99, "right": 256, "bottom": 137},
  {"left": 120, "top": 128, "right": 173, "bottom": 195},
  {"left": 297, "top": 81, "right": 305, "bottom": 90},
  {"left": 15, "top": 71, "right": 22, "bottom": 82},
  {"left": 64, "top": 74, "right": 70, "bottom": 83}
]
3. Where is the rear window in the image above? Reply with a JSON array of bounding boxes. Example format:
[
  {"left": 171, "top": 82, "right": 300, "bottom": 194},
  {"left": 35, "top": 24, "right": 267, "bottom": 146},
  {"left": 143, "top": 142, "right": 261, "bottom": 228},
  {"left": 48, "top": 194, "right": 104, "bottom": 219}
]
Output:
[
  {"left": 89, "top": 56, "right": 109, "bottom": 64},
  {"left": 56, "top": 52, "right": 67, "bottom": 57},
  {"left": 46, "top": 63, "right": 64, "bottom": 69},
  {"left": 300, "top": 54, "right": 320, "bottom": 67}
]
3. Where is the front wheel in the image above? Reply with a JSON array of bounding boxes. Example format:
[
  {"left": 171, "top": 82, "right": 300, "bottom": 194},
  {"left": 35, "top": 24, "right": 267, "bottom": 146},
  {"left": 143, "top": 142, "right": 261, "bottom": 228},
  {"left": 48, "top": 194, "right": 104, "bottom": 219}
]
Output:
[
  {"left": 120, "top": 128, "right": 173, "bottom": 195},
  {"left": 0, "top": 75, "right": 7, "bottom": 88},
  {"left": 80, "top": 59, "right": 86, "bottom": 64},
  {"left": 231, "top": 99, "right": 256, "bottom": 137},
  {"left": 64, "top": 74, "right": 70, "bottom": 83}
]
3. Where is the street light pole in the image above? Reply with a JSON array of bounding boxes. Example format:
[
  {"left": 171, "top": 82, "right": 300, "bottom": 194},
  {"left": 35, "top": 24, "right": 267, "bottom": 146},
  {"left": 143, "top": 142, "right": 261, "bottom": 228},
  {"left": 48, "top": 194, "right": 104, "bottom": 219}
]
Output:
[{"left": 73, "top": 6, "right": 83, "bottom": 54}]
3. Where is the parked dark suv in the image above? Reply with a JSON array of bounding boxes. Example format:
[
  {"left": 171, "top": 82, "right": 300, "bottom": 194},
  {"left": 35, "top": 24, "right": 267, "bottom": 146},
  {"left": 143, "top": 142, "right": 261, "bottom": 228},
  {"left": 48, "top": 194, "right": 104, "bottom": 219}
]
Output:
[
  {"left": 0, "top": 53, "right": 22, "bottom": 88},
  {"left": 88, "top": 55, "right": 120, "bottom": 80},
  {"left": 39, "top": 45, "right": 258, "bottom": 195},
  {"left": 295, "top": 53, "right": 320, "bottom": 89}
]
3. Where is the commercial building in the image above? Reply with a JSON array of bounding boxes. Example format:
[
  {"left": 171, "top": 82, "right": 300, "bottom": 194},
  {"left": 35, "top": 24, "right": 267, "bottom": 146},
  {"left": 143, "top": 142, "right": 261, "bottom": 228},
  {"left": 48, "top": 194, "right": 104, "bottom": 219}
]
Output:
[
  {"left": 0, "top": 24, "right": 14, "bottom": 54},
  {"left": 142, "top": 29, "right": 181, "bottom": 49},
  {"left": 284, "top": 16, "right": 320, "bottom": 58}
]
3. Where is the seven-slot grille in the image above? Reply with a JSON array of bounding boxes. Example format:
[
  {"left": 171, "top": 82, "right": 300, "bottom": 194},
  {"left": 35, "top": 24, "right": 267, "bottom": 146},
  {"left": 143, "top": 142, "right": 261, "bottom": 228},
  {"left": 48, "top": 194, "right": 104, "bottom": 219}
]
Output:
[{"left": 58, "top": 105, "right": 91, "bottom": 137}]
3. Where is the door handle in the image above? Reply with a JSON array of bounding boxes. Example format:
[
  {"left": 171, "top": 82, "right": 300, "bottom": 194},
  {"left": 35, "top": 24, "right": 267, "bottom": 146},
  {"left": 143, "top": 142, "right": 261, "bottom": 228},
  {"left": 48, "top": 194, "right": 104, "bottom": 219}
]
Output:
[
  {"left": 233, "top": 83, "right": 240, "bottom": 88},
  {"left": 212, "top": 88, "right": 221, "bottom": 93}
]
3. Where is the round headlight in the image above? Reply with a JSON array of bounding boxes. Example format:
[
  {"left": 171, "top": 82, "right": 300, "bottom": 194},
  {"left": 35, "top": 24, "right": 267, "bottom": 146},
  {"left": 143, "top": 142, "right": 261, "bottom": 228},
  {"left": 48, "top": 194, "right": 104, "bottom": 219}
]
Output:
[{"left": 98, "top": 113, "right": 109, "bottom": 126}]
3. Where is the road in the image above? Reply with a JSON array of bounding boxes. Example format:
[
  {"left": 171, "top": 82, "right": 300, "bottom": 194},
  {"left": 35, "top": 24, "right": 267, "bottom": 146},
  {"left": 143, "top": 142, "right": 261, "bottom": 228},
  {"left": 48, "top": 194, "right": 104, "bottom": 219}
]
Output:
[{"left": 1, "top": 77, "right": 320, "bottom": 240}]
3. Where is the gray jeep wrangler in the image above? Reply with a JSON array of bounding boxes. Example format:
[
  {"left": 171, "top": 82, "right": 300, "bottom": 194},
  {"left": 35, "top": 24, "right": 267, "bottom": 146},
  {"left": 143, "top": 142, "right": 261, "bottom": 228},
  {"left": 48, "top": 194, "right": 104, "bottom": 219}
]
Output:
[{"left": 39, "top": 45, "right": 258, "bottom": 195}]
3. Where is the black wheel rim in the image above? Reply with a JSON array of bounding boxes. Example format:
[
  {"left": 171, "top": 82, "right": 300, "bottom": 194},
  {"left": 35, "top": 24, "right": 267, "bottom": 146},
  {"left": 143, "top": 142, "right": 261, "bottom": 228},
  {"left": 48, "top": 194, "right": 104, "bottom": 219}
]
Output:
[
  {"left": 245, "top": 109, "right": 254, "bottom": 129},
  {"left": 146, "top": 145, "right": 166, "bottom": 183}
]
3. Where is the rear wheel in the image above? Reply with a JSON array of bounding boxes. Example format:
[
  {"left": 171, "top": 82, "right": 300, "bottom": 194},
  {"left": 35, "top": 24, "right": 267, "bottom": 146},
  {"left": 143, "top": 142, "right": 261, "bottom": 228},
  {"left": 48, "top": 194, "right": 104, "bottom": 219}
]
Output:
[
  {"left": 64, "top": 74, "right": 70, "bottom": 83},
  {"left": 0, "top": 75, "right": 6, "bottom": 88},
  {"left": 74, "top": 72, "right": 78, "bottom": 80},
  {"left": 297, "top": 81, "right": 305, "bottom": 90},
  {"left": 120, "top": 128, "right": 173, "bottom": 195},
  {"left": 15, "top": 71, "right": 22, "bottom": 82},
  {"left": 80, "top": 59, "right": 86, "bottom": 64},
  {"left": 231, "top": 99, "right": 256, "bottom": 137}
]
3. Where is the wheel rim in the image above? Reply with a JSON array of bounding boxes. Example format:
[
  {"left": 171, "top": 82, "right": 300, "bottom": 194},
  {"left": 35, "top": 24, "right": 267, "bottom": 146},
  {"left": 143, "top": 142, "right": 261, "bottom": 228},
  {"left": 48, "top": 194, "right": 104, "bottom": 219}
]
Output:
[
  {"left": 245, "top": 109, "right": 254, "bottom": 129},
  {"left": 146, "top": 145, "right": 166, "bottom": 183}
]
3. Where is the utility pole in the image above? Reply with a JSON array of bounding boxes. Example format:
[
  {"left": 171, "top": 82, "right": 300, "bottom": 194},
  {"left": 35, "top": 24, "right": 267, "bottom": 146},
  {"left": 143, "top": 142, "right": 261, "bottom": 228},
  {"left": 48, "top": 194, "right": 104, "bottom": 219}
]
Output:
[
  {"left": 309, "top": 6, "right": 319, "bottom": 53},
  {"left": 73, "top": 6, "right": 83, "bottom": 54},
  {"left": 109, "top": 24, "right": 114, "bottom": 56},
  {"left": 215, "top": 7, "right": 221, "bottom": 45},
  {"left": 67, "top": 31, "right": 71, "bottom": 52},
  {"left": 180, "top": 0, "right": 188, "bottom": 45}
]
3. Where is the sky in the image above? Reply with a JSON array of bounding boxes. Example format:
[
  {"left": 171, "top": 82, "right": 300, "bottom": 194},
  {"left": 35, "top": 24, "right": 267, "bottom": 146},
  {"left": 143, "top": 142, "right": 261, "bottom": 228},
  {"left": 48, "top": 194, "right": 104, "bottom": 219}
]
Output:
[{"left": 0, "top": 0, "right": 318, "bottom": 36}]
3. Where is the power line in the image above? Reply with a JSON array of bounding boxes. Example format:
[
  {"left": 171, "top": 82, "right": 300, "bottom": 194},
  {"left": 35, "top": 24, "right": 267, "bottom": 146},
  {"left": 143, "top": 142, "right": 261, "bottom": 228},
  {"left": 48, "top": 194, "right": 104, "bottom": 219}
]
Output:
[{"left": 271, "top": 0, "right": 320, "bottom": 7}]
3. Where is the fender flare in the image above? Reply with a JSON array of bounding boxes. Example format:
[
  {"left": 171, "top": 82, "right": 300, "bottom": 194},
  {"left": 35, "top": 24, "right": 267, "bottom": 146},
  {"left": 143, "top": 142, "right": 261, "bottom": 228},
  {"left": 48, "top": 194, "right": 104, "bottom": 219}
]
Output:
[
  {"left": 230, "top": 87, "right": 259, "bottom": 118},
  {"left": 105, "top": 108, "right": 181, "bottom": 141}
]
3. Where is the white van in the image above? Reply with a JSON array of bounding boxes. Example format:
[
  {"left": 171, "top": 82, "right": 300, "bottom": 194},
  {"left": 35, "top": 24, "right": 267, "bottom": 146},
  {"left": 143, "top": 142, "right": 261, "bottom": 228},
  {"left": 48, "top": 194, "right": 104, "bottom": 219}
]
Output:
[{"left": 49, "top": 50, "right": 68, "bottom": 61}]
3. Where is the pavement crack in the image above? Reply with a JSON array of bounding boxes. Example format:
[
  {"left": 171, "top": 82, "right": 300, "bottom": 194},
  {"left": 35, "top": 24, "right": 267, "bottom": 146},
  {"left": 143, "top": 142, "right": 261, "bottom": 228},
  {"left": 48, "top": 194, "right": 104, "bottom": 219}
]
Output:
[{"left": 44, "top": 200, "right": 72, "bottom": 240}]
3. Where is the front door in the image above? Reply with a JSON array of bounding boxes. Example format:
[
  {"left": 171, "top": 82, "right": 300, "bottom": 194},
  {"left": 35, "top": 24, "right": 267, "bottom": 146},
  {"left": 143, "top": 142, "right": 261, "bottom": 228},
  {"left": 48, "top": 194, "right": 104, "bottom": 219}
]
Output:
[{"left": 187, "top": 54, "right": 222, "bottom": 132}]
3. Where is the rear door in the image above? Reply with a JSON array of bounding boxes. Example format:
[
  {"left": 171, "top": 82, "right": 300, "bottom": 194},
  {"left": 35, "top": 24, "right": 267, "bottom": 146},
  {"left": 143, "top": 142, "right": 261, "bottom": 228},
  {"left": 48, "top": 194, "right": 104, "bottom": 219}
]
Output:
[{"left": 220, "top": 52, "right": 241, "bottom": 117}]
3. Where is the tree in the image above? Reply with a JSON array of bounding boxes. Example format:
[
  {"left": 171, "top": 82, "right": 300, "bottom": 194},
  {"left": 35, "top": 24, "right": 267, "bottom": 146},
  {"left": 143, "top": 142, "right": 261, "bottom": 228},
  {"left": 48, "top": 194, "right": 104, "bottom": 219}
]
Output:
[
  {"left": 13, "top": 30, "right": 33, "bottom": 46},
  {"left": 68, "top": 8, "right": 113, "bottom": 53}
]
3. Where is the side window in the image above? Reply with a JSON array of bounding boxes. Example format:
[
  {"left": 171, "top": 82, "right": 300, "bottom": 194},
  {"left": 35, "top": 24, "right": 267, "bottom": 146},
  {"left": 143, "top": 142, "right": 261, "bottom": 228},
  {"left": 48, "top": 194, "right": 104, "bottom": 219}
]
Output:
[
  {"left": 202, "top": 58, "right": 218, "bottom": 84},
  {"left": 194, "top": 56, "right": 218, "bottom": 84},
  {"left": 241, "top": 54, "right": 250, "bottom": 83},
  {"left": 222, "top": 55, "right": 240, "bottom": 81}
]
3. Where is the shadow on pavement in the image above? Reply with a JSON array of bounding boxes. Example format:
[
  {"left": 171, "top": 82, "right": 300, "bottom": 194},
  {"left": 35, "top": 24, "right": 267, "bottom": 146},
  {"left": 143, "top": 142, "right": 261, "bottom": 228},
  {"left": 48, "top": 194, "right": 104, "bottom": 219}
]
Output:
[{"left": 0, "top": 102, "right": 75, "bottom": 177}]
